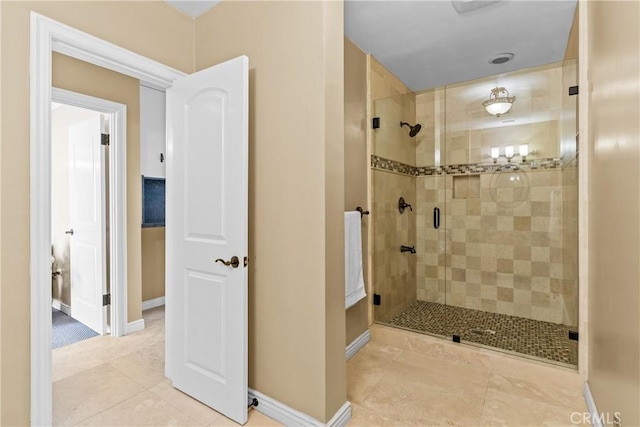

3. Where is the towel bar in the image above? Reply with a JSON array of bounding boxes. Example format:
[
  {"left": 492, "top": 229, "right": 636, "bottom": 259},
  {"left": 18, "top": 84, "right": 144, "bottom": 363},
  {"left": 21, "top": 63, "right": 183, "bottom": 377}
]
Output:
[{"left": 356, "top": 207, "right": 370, "bottom": 218}]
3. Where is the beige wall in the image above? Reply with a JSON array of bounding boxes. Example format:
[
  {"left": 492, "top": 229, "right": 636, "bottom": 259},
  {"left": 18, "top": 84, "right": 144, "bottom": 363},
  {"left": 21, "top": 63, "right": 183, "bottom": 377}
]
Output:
[
  {"left": 51, "top": 105, "right": 103, "bottom": 306},
  {"left": 586, "top": 1, "right": 640, "bottom": 425},
  {"left": 1, "top": 1, "right": 349, "bottom": 424},
  {"left": 344, "top": 38, "right": 369, "bottom": 345},
  {"left": 195, "top": 1, "right": 346, "bottom": 422},
  {"left": 0, "top": 2, "right": 194, "bottom": 424},
  {"left": 141, "top": 228, "right": 165, "bottom": 301},
  {"left": 52, "top": 53, "right": 143, "bottom": 324}
]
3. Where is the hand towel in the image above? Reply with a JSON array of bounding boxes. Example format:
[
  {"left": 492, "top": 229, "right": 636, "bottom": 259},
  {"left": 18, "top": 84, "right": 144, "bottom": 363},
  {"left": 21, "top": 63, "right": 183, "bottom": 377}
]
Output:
[{"left": 345, "top": 211, "right": 366, "bottom": 309}]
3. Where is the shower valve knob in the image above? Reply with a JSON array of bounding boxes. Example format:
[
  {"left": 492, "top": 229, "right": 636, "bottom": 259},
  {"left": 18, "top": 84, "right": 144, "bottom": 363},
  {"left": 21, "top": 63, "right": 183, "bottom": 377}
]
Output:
[{"left": 65, "top": 229, "right": 74, "bottom": 236}]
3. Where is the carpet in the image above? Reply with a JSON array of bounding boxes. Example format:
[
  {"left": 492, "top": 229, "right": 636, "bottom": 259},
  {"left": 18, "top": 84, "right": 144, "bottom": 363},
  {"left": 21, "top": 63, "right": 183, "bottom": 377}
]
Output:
[{"left": 52, "top": 308, "right": 99, "bottom": 349}]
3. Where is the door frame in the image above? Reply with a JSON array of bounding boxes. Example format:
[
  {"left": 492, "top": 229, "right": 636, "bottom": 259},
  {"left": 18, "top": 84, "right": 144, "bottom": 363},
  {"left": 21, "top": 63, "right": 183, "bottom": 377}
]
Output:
[
  {"left": 52, "top": 87, "right": 125, "bottom": 335},
  {"left": 30, "top": 12, "right": 185, "bottom": 425}
]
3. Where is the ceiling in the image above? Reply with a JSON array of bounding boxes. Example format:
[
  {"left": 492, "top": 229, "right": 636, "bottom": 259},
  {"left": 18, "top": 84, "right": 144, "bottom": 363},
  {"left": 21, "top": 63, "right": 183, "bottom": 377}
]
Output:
[
  {"left": 163, "top": 1, "right": 577, "bottom": 92},
  {"left": 164, "top": 0, "right": 221, "bottom": 18},
  {"left": 345, "top": 0, "right": 577, "bottom": 91}
]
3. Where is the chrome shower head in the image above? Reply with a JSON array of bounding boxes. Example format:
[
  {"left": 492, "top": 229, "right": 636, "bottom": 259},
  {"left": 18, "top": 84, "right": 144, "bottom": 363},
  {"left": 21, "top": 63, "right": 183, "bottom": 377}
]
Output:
[{"left": 400, "top": 121, "right": 422, "bottom": 137}]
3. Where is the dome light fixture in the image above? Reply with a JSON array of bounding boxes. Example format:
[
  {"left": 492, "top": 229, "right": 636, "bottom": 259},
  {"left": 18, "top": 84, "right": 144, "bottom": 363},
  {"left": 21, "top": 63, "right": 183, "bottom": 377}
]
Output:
[{"left": 482, "top": 87, "right": 516, "bottom": 117}]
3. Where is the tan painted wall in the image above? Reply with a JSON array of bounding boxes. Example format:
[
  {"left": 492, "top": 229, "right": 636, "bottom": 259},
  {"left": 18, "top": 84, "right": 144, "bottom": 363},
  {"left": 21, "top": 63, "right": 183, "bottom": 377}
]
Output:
[
  {"left": 52, "top": 52, "right": 143, "bottom": 324},
  {"left": 52, "top": 105, "right": 103, "bottom": 306},
  {"left": 344, "top": 38, "right": 369, "bottom": 346},
  {"left": 586, "top": 1, "right": 640, "bottom": 425},
  {"left": 0, "top": 2, "right": 194, "bottom": 424},
  {"left": 142, "top": 227, "right": 166, "bottom": 301},
  {"left": 195, "top": 1, "right": 346, "bottom": 422}
]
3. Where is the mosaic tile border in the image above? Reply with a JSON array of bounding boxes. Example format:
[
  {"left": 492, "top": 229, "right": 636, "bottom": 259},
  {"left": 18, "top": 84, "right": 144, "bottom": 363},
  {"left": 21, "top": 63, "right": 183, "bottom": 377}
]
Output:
[{"left": 371, "top": 154, "right": 563, "bottom": 177}]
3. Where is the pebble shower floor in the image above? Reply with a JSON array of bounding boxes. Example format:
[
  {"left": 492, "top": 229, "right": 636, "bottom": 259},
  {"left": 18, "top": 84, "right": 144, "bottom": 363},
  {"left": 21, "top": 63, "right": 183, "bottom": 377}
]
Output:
[{"left": 388, "top": 300, "right": 578, "bottom": 366}]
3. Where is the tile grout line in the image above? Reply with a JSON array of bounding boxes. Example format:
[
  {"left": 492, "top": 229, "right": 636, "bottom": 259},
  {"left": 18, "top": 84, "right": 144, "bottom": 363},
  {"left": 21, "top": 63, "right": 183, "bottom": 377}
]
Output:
[{"left": 70, "top": 389, "right": 149, "bottom": 426}]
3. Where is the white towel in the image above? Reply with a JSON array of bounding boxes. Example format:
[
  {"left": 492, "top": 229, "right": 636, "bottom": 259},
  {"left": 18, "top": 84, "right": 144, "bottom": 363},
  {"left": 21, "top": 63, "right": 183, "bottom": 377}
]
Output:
[{"left": 345, "top": 211, "right": 366, "bottom": 309}]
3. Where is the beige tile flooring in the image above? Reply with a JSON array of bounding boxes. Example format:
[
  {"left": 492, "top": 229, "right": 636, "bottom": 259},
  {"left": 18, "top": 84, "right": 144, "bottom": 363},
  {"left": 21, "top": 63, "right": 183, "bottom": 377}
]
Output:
[
  {"left": 349, "top": 324, "right": 588, "bottom": 426},
  {"left": 53, "top": 307, "right": 281, "bottom": 426},
  {"left": 53, "top": 307, "right": 587, "bottom": 426}
]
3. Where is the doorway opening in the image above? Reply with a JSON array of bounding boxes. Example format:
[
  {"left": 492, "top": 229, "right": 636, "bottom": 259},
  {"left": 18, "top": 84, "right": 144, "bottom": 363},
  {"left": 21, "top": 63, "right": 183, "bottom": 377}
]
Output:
[{"left": 51, "top": 101, "right": 111, "bottom": 348}]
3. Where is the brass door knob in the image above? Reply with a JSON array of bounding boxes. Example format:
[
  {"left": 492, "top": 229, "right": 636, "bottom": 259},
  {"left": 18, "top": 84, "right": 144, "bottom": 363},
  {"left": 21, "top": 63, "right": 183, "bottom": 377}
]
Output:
[{"left": 215, "top": 256, "right": 240, "bottom": 268}]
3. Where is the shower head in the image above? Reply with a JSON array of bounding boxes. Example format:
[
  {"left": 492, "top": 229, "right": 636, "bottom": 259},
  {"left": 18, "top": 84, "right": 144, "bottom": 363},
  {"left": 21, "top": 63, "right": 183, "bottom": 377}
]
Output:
[{"left": 400, "top": 121, "right": 422, "bottom": 137}]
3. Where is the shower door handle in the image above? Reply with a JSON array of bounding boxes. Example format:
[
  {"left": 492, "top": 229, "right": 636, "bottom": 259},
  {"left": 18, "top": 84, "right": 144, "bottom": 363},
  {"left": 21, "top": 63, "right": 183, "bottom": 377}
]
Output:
[{"left": 433, "top": 207, "right": 440, "bottom": 229}]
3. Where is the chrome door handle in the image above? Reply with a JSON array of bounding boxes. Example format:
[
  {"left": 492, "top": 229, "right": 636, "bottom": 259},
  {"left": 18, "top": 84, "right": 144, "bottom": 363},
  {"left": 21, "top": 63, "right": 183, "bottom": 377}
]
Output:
[
  {"left": 215, "top": 256, "right": 240, "bottom": 268},
  {"left": 65, "top": 229, "right": 74, "bottom": 236}
]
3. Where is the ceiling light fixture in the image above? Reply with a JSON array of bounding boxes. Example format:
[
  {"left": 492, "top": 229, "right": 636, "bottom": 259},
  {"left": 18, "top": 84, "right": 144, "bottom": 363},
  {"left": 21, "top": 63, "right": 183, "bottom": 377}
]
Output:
[{"left": 482, "top": 87, "right": 516, "bottom": 117}]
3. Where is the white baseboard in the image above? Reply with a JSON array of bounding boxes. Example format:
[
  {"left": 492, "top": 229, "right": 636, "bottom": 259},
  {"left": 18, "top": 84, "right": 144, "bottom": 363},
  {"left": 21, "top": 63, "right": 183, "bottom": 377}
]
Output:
[
  {"left": 327, "top": 402, "right": 351, "bottom": 427},
  {"left": 126, "top": 319, "right": 145, "bottom": 335},
  {"left": 584, "top": 382, "right": 603, "bottom": 427},
  {"left": 248, "top": 388, "right": 351, "bottom": 427},
  {"left": 51, "top": 299, "right": 71, "bottom": 316},
  {"left": 346, "top": 329, "right": 371, "bottom": 360},
  {"left": 142, "top": 296, "right": 165, "bottom": 311}
]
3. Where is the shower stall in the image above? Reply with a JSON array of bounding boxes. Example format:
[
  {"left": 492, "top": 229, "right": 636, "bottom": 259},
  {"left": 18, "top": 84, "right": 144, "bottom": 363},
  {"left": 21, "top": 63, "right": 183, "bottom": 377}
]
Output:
[{"left": 371, "top": 59, "right": 579, "bottom": 367}]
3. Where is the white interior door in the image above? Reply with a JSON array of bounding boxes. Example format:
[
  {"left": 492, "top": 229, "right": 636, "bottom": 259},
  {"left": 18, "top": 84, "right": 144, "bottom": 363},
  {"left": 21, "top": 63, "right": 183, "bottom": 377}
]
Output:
[
  {"left": 68, "top": 114, "right": 107, "bottom": 335},
  {"left": 166, "top": 56, "right": 249, "bottom": 424}
]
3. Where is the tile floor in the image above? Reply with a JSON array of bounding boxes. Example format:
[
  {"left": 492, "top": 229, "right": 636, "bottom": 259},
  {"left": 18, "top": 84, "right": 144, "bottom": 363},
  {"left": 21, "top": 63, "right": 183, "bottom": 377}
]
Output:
[
  {"left": 53, "top": 307, "right": 588, "bottom": 426},
  {"left": 52, "top": 307, "right": 281, "bottom": 426},
  {"left": 349, "top": 324, "right": 588, "bottom": 426}
]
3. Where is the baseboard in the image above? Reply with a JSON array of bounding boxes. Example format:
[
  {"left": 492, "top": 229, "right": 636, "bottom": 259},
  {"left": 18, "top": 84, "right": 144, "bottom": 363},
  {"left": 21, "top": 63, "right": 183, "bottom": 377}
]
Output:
[
  {"left": 583, "top": 382, "right": 603, "bottom": 427},
  {"left": 142, "top": 296, "right": 165, "bottom": 311},
  {"left": 51, "top": 299, "right": 71, "bottom": 316},
  {"left": 126, "top": 319, "right": 145, "bottom": 335},
  {"left": 346, "top": 329, "right": 371, "bottom": 360},
  {"left": 327, "top": 402, "right": 351, "bottom": 427},
  {"left": 248, "top": 389, "right": 351, "bottom": 427}
]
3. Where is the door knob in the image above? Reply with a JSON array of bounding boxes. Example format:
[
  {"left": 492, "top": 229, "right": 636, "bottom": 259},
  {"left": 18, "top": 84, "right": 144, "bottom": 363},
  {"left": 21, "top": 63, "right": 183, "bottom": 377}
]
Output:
[
  {"left": 215, "top": 256, "right": 240, "bottom": 268},
  {"left": 65, "top": 229, "right": 74, "bottom": 236}
]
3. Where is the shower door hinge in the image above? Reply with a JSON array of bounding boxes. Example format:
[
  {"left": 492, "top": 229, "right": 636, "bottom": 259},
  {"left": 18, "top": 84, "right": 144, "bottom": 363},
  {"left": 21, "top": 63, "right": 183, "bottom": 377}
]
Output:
[
  {"left": 568, "top": 330, "right": 579, "bottom": 341},
  {"left": 568, "top": 85, "right": 579, "bottom": 96},
  {"left": 101, "top": 133, "right": 110, "bottom": 146},
  {"left": 373, "top": 294, "right": 381, "bottom": 306},
  {"left": 103, "top": 294, "right": 111, "bottom": 306}
]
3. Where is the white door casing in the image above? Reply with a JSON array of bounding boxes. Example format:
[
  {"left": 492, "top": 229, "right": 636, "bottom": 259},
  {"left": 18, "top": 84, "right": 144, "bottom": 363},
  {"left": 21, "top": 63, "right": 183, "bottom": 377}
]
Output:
[
  {"left": 32, "top": 14, "right": 181, "bottom": 425},
  {"left": 166, "top": 56, "right": 249, "bottom": 424},
  {"left": 68, "top": 115, "right": 107, "bottom": 334}
]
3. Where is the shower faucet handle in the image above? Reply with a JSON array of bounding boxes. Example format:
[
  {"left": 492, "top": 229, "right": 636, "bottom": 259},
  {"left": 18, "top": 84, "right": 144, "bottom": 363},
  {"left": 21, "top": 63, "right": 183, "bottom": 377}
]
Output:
[
  {"left": 398, "top": 197, "right": 413, "bottom": 214},
  {"left": 65, "top": 229, "right": 74, "bottom": 236}
]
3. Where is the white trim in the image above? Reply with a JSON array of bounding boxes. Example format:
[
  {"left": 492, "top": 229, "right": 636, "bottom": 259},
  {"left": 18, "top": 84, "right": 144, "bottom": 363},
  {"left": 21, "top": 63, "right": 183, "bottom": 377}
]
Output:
[
  {"left": 142, "top": 296, "right": 166, "bottom": 311},
  {"left": 52, "top": 88, "right": 128, "bottom": 339},
  {"left": 346, "top": 329, "right": 371, "bottom": 360},
  {"left": 327, "top": 402, "right": 352, "bottom": 427},
  {"left": 30, "top": 12, "right": 185, "bottom": 426},
  {"left": 583, "top": 382, "right": 603, "bottom": 427},
  {"left": 126, "top": 319, "right": 146, "bottom": 335},
  {"left": 248, "top": 389, "right": 351, "bottom": 427},
  {"left": 51, "top": 300, "right": 71, "bottom": 316}
]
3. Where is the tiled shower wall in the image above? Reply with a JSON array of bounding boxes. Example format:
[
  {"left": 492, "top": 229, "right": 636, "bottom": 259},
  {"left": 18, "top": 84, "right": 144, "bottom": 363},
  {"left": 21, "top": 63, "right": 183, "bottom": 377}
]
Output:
[
  {"left": 560, "top": 57, "right": 579, "bottom": 327},
  {"left": 373, "top": 169, "right": 416, "bottom": 322},
  {"left": 370, "top": 57, "right": 417, "bottom": 322},
  {"left": 416, "top": 169, "right": 569, "bottom": 325},
  {"left": 371, "top": 58, "right": 579, "bottom": 328}
]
